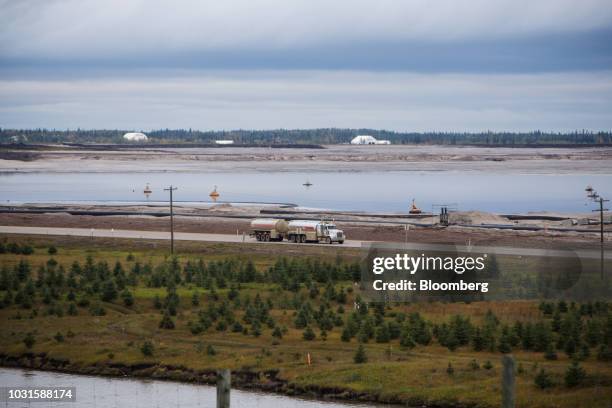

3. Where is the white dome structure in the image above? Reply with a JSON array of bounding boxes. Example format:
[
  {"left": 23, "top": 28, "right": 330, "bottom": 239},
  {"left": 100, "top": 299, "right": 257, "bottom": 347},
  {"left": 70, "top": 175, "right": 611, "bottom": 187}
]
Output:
[
  {"left": 350, "top": 135, "right": 377, "bottom": 145},
  {"left": 123, "top": 132, "right": 148, "bottom": 142},
  {"left": 350, "top": 135, "right": 390, "bottom": 145}
]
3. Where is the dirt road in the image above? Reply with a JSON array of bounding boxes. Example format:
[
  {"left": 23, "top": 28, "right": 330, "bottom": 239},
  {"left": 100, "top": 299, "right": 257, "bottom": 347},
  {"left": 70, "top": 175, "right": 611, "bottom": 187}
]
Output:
[
  {"left": 0, "top": 225, "right": 364, "bottom": 248},
  {"left": 2, "top": 225, "right": 610, "bottom": 260}
]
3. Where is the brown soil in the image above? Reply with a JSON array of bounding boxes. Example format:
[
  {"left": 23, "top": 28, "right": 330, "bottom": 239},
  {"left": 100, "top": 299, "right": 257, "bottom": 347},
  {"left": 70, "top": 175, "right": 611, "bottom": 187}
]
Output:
[{"left": 1, "top": 213, "right": 608, "bottom": 250}]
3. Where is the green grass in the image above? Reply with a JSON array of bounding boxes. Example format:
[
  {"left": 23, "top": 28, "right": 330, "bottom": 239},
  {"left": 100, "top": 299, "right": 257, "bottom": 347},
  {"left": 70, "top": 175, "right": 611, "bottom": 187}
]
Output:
[{"left": 0, "top": 235, "right": 610, "bottom": 408}]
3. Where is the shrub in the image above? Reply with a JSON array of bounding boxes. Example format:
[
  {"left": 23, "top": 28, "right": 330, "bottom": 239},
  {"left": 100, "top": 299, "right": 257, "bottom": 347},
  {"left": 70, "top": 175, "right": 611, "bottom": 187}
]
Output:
[
  {"left": 89, "top": 304, "right": 106, "bottom": 316},
  {"left": 121, "top": 290, "right": 134, "bottom": 307},
  {"left": 206, "top": 345, "right": 216, "bottom": 356},
  {"left": 353, "top": 344, "right": 367, "bottom": 364},
  {"left": 446, "top": 362, "right": 454, "bottom": 375},
  {"left": 159, "top": 311, "right": 175, "bottom": 329},
  {"left": 48, "top": 246, "right": 57, "bottom": 255},
  {"left": 544, "top": 344, "right": 558, "bottom": 360},
  {"left": 469, "top": 359, "right": 480, "bottom": 370},
  {"left": 23, "top": 333, "right": 35, "bottom": 349},
  {"left": 341, "top": 327, "right": 351, "bottom": 342},
  {"left": 564, "top": 360, "right": 586, "bottom": 387},
  {"left": 535, "top": 369, "right": 554, "bottom": 389},
  {"left": 20, "top": 245, "right": 34, "bottom": 255},
  {"left": 303, "top": 326, "right": 316, "bottom": 341},
  {"left": 101, "top": 280, "right": 118, "bottom": 302},
  {"left": 272, "top": 326, "right": 283, "bottom": 339},
  {"left": 140, "top": 341, "right": 154, "bottom": 356},
  {"left": 54, "top": 332, "right": 64, "bottom": 342},
  {"left": 597, "top": 344, "right": 612, "bottom": 361},
  {"left": 483, "top": 360, "right": 493, "bottom": 370},
  {"left": 400, "top": 331, "right": 416, "bottom": 349}
]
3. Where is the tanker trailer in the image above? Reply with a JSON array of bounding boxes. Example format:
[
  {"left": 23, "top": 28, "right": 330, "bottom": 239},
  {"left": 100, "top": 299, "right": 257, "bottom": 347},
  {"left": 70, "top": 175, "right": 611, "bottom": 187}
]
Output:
[
  {"left": 287, "top": 220, "right": 345, "bottom": 244},
  {"left": 250, "top": 218, "right": 289, "bottom": 241}
]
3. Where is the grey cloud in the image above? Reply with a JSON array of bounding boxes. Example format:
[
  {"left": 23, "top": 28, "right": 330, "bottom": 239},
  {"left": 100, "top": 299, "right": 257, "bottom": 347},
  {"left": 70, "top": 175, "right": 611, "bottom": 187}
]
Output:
[
  {"left": 1, "top": 70, "right": 610, "bottom": 131},
  {"left": 1, "top": 0, "right": 612, "bottom": 60}
]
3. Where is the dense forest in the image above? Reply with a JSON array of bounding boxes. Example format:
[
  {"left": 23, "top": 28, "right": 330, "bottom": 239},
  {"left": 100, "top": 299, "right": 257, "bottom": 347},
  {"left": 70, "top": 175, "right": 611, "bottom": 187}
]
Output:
[{"left": 1, "top": 128, "right": 611, "bottom": 146}]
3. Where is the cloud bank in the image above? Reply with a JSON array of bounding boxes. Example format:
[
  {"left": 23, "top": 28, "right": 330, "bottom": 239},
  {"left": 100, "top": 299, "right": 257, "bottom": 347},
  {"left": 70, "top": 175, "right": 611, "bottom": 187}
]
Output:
[
  {"left": 2, "top": 70, "right": 610, "bottom": 131},
  {"left": 0, "top": 0, "right": 611, "bottom": 130}
]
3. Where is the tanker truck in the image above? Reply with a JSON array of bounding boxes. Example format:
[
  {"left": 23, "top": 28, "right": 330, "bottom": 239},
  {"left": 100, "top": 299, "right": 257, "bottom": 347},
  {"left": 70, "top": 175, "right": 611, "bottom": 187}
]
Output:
[
  {"left": 250, "top": 218, "right": 345, "bottom": 244},
  {"left": 250, "top": 218, "right": 289, "bottom": 241}
]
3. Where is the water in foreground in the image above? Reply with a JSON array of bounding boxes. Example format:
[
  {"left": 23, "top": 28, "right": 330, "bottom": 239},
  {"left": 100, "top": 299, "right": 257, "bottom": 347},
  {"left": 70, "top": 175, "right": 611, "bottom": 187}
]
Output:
[{"left": 0, "top": 368, "right": 385, "bottom": 408}]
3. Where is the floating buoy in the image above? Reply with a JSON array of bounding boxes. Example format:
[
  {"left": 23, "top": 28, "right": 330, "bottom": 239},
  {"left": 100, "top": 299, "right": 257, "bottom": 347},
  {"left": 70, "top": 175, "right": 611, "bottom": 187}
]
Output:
[
  {"left": 209, "top": 185, "right": 220, "bottom": 201},
  {"left": 409, "top": 199, "right": 422, "bottom": 214},
  {"left": 143, "top": 183, "right": 152, "bottom": 195},
  {"left": 303, "top": 179, "right": 313, "bottom": 187}
]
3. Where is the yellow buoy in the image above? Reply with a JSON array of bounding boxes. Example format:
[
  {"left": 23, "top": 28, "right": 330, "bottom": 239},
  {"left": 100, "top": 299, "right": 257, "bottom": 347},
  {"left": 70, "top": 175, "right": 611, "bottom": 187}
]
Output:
[
  {"left": 409, "top": 198, "right": 422, "bottom": 214},
  {"left": 209, "top": 185, "right": 220, "bottom": 201}
]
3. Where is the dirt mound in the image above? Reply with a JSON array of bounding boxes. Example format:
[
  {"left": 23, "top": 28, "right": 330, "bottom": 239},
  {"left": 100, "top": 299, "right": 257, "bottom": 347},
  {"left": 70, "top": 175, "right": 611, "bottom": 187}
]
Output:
[{"left": 450, "top": 211, "right": 510, "bottom": 225}]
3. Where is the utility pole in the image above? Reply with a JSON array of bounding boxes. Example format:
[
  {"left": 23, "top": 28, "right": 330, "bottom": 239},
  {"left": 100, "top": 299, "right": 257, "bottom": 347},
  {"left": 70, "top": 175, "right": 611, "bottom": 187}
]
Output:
[
  {"left": 585, "top": 186, "right": 609, "bottom": 279},
  {"left": 585, "top": 186, "right": 609, "bottom": 244},
  {"left": 164, "top": 185, "right": 178, "bottom": 254},
  {"left": 596, "top": 197, "right": 609, "bottom": 244}
]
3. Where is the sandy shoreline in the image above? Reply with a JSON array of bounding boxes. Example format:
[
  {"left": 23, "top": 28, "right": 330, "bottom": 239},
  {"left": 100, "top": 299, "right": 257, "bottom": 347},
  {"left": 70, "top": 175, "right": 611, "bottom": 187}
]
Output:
[{"left": 2, "top": 145, "right": 612, "bottom": 174}]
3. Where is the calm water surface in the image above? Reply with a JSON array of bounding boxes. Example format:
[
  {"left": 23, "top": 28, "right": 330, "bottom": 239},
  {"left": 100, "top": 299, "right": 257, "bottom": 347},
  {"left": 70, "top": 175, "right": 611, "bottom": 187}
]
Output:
[
  {"left": 1, "top": 171, "right": 611, "bottom": 213},
  {"left": 0, "top": 368, "right": 386, "bottom": 408}
]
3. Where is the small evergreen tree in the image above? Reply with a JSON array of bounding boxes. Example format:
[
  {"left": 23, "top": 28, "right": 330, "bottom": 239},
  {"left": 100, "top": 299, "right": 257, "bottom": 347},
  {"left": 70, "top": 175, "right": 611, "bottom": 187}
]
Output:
[
  {"left": 159, "top": 311, "right": 175, "bottom": 329},
  {"left": 353, "top": 344, "right": 367, "bottom": 363},
  {"left": 121, "top": 289, "right": 134, "bottom": 307},
  {"left": 564, "top": 360, "right": 586, "bottom": 387},
  {"left": 341, "top": 327, "right": 351, "bottom": 342},
  {"left": 303, "top": 326, "right": 316, "bottom": 341},
  {"left": 272, "top": 326, "right": 283, "bottom": 339},
  {"left": 101, "top": 280, "right": 117, "bottom": 302},
  {"left": 375, "top": 324, "right": 390, "bottom": 343},
  {"left": 544, "top": 343, "right": 558, "bottom": 360},
  {"left": 535, "top": 369, "right": 554, "bottom": 389},
  {"left": 23, "top": 332, "right": 35, "bottom": 349},
  {"left": 400, "top": 331, "right": 416, "bottom": 349},
  {"left": 140, "top": 341, "right": 154, "bottom": 356},
  {"left": 54, "top": 332, "right": 64, "bottom": 342}
]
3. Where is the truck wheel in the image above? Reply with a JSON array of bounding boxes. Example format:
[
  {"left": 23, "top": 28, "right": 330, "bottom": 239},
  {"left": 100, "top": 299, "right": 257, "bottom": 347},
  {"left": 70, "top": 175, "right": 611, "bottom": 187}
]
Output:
[
  {"left": 300, "top": 235, "right": 306, "bottom": 243},
  {"left": 338, "top": 240, "right": 344, "bottom": 244},
  {"left": 291, "top": 235, "right": 297, "bottom": 243},
  {"left": 264, "top": 233, "right": 270, "bottom": 242},
  {"left": 255, "top": 233, "right": 261, "bottom": 241},
  {"left": 325, "top": 237, "right": 332, "bottom": 244}
]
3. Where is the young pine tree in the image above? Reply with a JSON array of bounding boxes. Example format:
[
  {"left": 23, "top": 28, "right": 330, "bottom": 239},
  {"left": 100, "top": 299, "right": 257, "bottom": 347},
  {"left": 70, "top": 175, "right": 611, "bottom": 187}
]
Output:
[{"left": 353, "top": 344, "right": 367, "bottom": 364}]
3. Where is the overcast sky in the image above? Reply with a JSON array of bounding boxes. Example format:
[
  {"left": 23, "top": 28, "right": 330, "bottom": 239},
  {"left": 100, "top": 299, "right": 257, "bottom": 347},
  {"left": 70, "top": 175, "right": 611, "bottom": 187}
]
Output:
[{"left": 1, "top": 0, "right": 611, "bottom": 132}]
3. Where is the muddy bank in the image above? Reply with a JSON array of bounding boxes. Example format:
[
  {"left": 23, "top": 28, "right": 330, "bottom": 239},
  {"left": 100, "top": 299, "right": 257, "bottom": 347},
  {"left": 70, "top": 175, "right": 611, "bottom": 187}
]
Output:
[
  {"left": 2, "top": 145, "right": 612, "bottom": 174},
  {"left": 0, "top": 353, "right": 446, "bottom": 407}
]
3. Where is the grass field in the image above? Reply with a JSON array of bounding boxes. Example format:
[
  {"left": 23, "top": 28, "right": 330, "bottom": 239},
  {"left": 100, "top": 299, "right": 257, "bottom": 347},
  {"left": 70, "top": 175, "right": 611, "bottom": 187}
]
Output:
[{"left": 0, "top": 235, "right": 611, "bottom": 408}]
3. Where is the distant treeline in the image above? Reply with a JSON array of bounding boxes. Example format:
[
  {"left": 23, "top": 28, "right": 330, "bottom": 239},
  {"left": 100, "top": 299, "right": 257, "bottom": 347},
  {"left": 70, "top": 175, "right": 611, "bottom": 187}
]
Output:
[{"left": 1, "top": 128, "right": 612, "bottom": 146}]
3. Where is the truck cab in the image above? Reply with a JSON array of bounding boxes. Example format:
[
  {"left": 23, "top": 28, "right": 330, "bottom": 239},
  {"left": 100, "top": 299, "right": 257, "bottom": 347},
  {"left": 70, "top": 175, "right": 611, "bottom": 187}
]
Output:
[{"left": 318, "top": 223, "right": 345, "bottom": 244}]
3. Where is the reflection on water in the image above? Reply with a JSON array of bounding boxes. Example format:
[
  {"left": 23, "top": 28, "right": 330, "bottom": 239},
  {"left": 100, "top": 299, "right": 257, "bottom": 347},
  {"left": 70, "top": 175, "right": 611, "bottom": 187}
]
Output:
[
  {"left": 1, "top": 171, "right": 611, "bottom": 213},
  {"left": 0, "top": 368, "right": 385, "bottom": 408}
]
